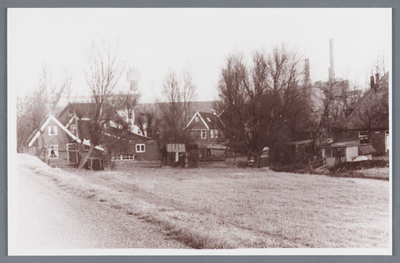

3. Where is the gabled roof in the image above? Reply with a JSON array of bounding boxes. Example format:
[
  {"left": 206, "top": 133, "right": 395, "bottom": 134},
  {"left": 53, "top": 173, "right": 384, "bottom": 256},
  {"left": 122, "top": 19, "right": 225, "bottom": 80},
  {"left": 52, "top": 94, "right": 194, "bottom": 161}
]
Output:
[
  {"left": 340, "top": 72, "right": 389, "bottom": 129},
  {"left": 186, "top": 111, "right": 225, "bottom": 130},
  {"left": 57, "top": 103, "right": 122, "bottom": 124},
  {"left": 137, "top": 101, "right": 217, "bottom": 120},
  {"left": 27, "top": 114, "right": 105, "bottom": 151}
]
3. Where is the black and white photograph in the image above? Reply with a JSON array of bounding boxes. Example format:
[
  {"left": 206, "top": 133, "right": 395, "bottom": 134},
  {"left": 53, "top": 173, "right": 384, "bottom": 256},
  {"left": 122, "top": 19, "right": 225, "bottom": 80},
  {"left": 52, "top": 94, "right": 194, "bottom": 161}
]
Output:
[{"left": 7, "top": 8, "right": 392, "bottom": 255}]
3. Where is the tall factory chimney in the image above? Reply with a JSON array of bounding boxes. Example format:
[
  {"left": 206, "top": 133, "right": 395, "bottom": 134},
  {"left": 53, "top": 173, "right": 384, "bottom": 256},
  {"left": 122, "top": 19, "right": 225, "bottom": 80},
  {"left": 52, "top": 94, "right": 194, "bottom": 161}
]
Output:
[
  {"left": 127, "top": 67, "right": 141, "bottom": 94},
  {"left": 329, "top": 38, "right": 335, "bottom": 81},
  {"left": 305, "top": 58, "right": 311, "bottom": 86}
]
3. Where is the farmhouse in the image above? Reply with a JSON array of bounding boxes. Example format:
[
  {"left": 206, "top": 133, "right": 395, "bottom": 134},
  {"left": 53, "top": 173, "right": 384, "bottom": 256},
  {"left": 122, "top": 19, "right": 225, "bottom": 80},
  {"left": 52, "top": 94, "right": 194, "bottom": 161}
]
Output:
[
  {"left": 26, "top": 103, "right": 160, "bottom": 168},
  {"left": 26, "top": 114, "right": 105, "bottom": 168},
  {"left": 186, "top": 111, "right": 226, "bottom": 158},
  {"left": 333, "top": 72, "right": 389, "bottom": 156}
]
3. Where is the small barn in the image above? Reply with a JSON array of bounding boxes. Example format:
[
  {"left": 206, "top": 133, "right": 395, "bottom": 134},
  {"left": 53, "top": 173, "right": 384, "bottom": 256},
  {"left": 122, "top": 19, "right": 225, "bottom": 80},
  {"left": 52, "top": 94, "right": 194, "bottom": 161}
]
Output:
[
  {"left": 165, "top": 143, "right": 186, "bottom": 167},
  {"left": 322, "top": 139, "right": 377, "bottom": 167}
]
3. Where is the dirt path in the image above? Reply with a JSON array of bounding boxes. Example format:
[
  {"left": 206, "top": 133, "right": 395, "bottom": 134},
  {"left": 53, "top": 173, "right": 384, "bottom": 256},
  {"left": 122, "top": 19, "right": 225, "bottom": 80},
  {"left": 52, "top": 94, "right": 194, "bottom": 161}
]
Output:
[{"left": 12, "top": 166, "right": 188, "bottom": 252}]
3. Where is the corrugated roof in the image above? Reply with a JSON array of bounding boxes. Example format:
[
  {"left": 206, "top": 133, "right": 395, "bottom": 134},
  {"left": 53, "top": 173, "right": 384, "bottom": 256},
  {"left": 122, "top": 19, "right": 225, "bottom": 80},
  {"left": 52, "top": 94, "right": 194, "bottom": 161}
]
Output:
[{"left": 358, "top": 144, "right": 377, "bottom": 155}]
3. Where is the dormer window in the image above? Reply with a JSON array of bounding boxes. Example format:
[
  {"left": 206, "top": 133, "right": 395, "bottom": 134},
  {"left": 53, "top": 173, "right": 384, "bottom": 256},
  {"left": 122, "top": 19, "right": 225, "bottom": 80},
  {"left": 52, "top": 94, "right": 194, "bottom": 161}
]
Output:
[{"left": 48, "top": 126, "right": 58, "bottom": 136}]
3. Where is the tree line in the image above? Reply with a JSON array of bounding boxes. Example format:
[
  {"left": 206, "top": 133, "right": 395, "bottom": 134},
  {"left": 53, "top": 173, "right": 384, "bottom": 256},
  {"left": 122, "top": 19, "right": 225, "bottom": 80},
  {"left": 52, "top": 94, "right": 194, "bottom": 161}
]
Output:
[{"left": 17, "top": 40, "right": 387, "bottom": 169}]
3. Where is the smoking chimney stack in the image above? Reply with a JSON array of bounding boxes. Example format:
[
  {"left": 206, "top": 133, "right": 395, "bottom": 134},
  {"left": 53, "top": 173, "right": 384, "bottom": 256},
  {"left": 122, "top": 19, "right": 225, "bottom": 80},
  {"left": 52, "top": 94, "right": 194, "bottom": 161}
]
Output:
[{"left": 329, "top": 38, "right": 335, "bottom": 81}]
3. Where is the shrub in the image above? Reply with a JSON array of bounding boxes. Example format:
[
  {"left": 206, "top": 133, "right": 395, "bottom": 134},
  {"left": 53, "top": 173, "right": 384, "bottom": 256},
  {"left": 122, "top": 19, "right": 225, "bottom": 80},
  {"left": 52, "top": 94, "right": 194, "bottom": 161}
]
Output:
[{"left": 332, "top": 160, "right": 389, "bottom": 171}]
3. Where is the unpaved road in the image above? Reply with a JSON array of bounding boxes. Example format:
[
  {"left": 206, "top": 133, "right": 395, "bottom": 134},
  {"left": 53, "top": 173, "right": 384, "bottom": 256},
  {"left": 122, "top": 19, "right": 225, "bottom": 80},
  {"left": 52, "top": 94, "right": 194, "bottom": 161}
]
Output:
[{"left": 12, "top": 165, "right": 188, "bottom": 251}]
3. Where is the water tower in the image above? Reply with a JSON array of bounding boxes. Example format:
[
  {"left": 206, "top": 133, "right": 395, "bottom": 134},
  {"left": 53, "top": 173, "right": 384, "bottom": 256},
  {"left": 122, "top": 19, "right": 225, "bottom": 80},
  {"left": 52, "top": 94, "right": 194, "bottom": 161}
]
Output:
[{"left": 127, "top": 67, "right": 141, "bottom": 94}]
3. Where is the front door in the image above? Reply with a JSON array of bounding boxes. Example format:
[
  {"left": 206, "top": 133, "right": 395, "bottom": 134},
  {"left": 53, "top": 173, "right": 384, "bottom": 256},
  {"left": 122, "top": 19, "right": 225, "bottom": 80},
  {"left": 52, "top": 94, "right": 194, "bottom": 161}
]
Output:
[{"left": 67, "top": 143, "right": 78, "bottom": 164}]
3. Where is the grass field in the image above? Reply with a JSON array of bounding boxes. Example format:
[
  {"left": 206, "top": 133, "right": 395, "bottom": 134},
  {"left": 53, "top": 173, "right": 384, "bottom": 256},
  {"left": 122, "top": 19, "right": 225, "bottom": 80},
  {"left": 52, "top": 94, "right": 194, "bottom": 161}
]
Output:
[{"left": 18, "top": 154, "right": 390, "bottom": 249}]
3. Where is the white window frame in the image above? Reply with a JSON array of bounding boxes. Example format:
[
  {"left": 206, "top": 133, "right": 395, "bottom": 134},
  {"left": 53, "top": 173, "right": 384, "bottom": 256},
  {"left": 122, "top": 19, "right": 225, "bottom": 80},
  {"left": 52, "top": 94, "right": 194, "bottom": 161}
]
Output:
[
  {"left": 359, "top": 131, "right": 369, "bottom": 144},
  {"left": 113, "top": 154, "right": 135, "bottom": 161},
  {"left": 211, "top": 129, "right": 218, "bottom": 139},
  {"left": 201, "top": 130, "right": 207, "bottom": 139},
  {"left": 48, "top": 126, "right": 58, "bottom": 136},
  {"left": 195, "top": 117, "right": 199, "bottom": 122},
  {"left": 48, "top": 144, "right": 59, "bottom": 159},
  {"left": 136, "top": 144, "right": 145, "bottom": 153}
]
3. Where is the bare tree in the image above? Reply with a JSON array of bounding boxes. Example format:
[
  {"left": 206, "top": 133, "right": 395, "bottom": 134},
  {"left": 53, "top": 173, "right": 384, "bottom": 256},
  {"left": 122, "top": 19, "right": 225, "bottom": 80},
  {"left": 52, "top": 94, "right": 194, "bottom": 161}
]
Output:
[
  {"left": 135, "top": 104, "right": 161, "bottom": 138},
  {"left": 353, "top": 80, "right": 389, "bottom": 137},
  {"left": 39, "top": 68, "right": 71, "bottom": 113},
  {"left": 306, "top": 79, "right": 350, "bottom": 158},
  {"left": 157, "top": 69, "right": 197, "bottom": 144},
  {"left": 110, "top": 91, "right": 140, "bottom": 129},
  {"left": 17, "top": 68, "right": 71, "bottom": 153},
  {"left": 217, "top": 45, "right": 306, "bottom": 168},
  {"left": 78, "top": 40, "right": 126, "bottom": 168}
]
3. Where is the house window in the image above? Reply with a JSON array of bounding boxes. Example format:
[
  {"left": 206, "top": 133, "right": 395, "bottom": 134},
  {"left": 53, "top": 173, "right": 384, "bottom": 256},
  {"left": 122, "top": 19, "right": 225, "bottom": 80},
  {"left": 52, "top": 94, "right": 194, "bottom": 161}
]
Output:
[
  {"left": 113, "top": 154, "right": 135, "bottom": 161},
  {"left": 70, "top": 124, "right": 77, "bottom": 135},
  {"left": 385, "top": 130, "right": 390, "bottom": 152},
  {"left": 136, "top": 144, "right": 145, "bottom": 153},
  {"left": 48, "top": 126, "right": 58, "bottom": 136},
  {"left": 359, "top": 131, "right": 369, "bottom": 144},
  {"left": 48, "top": 145, "right": 59, "bottom": 159},
  {"left": 210, "top": 129, "right": 219, "bottom": 138},
  {"left": 201, "top": 130, "right": 207, "bottom": 139},
  {"left": 195, "top": 117, "right": 199, "bottom": 122}
]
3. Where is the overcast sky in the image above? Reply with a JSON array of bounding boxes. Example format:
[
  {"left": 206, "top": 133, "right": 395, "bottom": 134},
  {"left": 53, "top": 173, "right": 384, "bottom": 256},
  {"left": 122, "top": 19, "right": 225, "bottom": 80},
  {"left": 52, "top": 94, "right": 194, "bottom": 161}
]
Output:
[{"left": 8, "top": 8, "right": 391, "bottom": 103}]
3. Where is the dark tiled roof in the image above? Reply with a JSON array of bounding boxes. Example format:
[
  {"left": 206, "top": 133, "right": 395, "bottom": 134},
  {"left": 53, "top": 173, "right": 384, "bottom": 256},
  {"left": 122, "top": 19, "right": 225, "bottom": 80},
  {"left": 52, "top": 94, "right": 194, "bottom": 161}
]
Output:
[
  {"left": 58, "top": 103, "right": 122, "bottom": 123},
  {"left": 137, "top": 101, "right": 217, "bottom": 119},
  {"left": 338, "top": 72, "right": 389, "bottom": 129},
  {"left": 198, "top": 111, "right": 224, "bottom": 130}
]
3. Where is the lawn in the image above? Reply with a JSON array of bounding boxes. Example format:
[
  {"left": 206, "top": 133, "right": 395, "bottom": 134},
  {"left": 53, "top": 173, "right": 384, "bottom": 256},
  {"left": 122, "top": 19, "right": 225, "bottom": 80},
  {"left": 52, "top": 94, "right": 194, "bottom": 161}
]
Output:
[{"left": 18, "top": 154, "right": 390, "bottom": 249}]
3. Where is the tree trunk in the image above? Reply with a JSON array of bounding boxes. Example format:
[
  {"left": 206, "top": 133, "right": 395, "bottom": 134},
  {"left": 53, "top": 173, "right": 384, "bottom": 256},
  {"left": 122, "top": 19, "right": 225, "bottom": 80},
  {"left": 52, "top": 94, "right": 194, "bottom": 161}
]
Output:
[
  {"left": 78, "top": 144, "right": 95, "bottom": 169},
  {"left": 254, "top": 153, "right": 262, "bottom": 168}
]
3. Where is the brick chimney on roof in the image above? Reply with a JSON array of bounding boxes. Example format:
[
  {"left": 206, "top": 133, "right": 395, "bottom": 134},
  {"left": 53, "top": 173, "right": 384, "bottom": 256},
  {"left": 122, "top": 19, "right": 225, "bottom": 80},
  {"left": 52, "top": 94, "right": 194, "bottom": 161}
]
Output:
[{"left": 370, "top": 73, "right": 375, "bottom": 89}]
